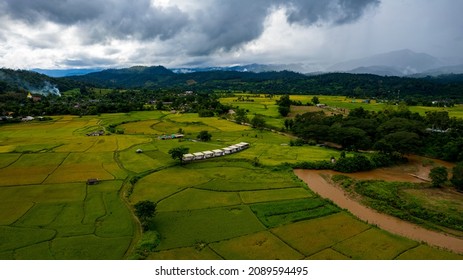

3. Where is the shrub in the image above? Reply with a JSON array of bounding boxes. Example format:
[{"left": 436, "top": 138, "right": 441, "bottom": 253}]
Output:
[
  {"left": 429, "top": 166, "right": 448, "bottom": 188},
  {"left": 334, "top": 154, "right": 373, "bottom": 173},
  {"left": 451, "top": 162, "right": 463, "bottom": 191}
]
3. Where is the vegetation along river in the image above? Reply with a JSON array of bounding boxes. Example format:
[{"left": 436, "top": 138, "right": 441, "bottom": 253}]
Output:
[{"left": 294, "top": 169, "right": 463, "bottom": 254}]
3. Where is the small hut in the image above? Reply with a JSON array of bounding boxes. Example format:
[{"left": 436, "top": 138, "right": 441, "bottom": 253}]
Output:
[{"left": 87, "top": 178, "right": 100, "bottom": 185}]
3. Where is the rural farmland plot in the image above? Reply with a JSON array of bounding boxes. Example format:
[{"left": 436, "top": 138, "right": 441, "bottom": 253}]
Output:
[{"left": 0, "top": 111, "right": 462, "bottom": 260}]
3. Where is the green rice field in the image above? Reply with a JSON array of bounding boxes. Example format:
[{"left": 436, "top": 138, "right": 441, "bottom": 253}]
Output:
[{"left": 1, "top": 97, "right": 462, "bottom": 260}]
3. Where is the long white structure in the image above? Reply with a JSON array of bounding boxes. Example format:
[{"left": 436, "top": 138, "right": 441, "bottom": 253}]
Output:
[{"left": 182, "top": 142, "right": 249, "bottom": 162}]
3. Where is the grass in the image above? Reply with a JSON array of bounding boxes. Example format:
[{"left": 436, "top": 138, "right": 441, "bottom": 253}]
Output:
[{"left": 353, "top": 179, "right": 463, "bottom": 231}]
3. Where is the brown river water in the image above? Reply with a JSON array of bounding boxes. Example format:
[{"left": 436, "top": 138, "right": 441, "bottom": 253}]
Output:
[{"left": 294, "top": 169, "right": 463, "bottom": 254}]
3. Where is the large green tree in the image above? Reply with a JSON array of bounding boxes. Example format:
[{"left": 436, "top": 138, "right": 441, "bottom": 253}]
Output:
[
  {"left": 234, "top": 108, "right": 248, "bottom": 124},
  {"left": 197, "top": 130, "right": 212, "bottom": 142},
  {"left": 378, "top": 131, "right": 421, "bottom": 155},
  {"left": 134, "top": 200, "right": 157, "bottom": 231},
  {"left": 250, "top": 114, "right": 266, "bottom": 130},
  {"left": 168, "top": 146, "right": 189, "bottom": 162}
]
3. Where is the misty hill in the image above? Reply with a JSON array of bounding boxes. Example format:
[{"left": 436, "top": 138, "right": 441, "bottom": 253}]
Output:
[
  {"left": 328, "top": 49, "right": 445, "bottom": 76},
  {"left": 0, "top": 68, "right": 80, "bottom": 95}
]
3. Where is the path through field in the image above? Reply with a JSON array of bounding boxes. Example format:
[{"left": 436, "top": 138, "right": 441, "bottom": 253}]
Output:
[{"left": 294, "top": 169, "right": 463, "bottom": 254}]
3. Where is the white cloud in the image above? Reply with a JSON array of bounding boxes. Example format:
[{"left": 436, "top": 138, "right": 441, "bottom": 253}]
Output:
[{"left": 0, "top": 0, "right": 461, "bottom": 70}]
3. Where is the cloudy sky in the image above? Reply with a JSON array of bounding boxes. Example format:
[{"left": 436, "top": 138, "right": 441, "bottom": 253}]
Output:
[{"left": 0, "top": 0, "right": 462, "bottom": 70}]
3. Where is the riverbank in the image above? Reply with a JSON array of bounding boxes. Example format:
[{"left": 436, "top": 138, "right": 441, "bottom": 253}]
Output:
[{"left": 294, "top": 169, "right": 463, "bottom": 254}]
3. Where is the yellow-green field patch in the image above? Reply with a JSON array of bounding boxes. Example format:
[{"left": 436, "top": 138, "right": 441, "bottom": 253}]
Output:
[
  {"left": 240, "top": 188, "right": 313, "bottom": 204},
  {"left": 119, "top": 120, "right": 159, "bottom": 134},
  {"left": 14, "top": 242, "right": 54, "bottom": 260},
  {"left": 395, "top": 245, "right": 463, "bottom": 260},
  {"left": 209, "top": 231, "right": 304, "bottom": 260},
  {"left": 148, "top": 246, "right": 222, "bottom": 260},
  {"left": 306, "top": 248, "right": 350, "bottom": 260},
  {"left": 157, "top": 188, "right": 241, "bottom": 212},
  {"left": 0, "top": 153, "right": 21, "bottom": 168},
  {"left": 0, "top": 201, "right": 34, "bottom": 225},
  {"left": 118, "top": 149, "right": 168, "bottom": 173},
  {"left": 94, "top": 192, "right": 134, "bottom": 238},
  {"left": 0, "top": 226, "right": 56, "bottom": 252},
  {"left": 13, "top": 202, "right": 65, "bottom": 227},
  {"left": 131, "top": 167, "right": 210, "bottom": 203},
  {"left": 0, "top": 153, "right": 68, "bottom": 186},
  {"left": 0, "top": 183, "right": 86, "bottom": 203},
  {"left": 154, "top": 206, "right": 265, "bottom": 250},
  {"left": 271, "top": 212, "right": 371, "bottom": 256},
  {"left": 332, "top": 228, "right": 418, "bottom": 259},
  {"left": 50, "top": 235, "right": 131, "bottom": 260},
  {"left": 44, "top": 152, "right": 123, "bottom": 183},
  {"left": 0, "top": 145, "right": 15, "bottom": 153}
]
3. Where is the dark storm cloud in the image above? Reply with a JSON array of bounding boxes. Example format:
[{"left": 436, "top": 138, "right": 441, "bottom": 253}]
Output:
[
  {"left": 284, "top": 0, "right": 380, "bottom": 25},
  {"left": 3, "top": 0, "right": 189, "bottom": 41},
  {"left": 187, "top": 0, "right": 271, "bottom": 55},
  {"left": 187, "top": 0, "right": 381, "bottom": 55},
  {"left": 1, "top": 0, "right": 381, "bottom": 66},
  {"left": 61, "top": 55, "right": 119, "bottom": 67}
]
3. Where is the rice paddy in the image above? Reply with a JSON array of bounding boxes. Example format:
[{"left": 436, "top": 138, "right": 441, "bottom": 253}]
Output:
[{"left": 0, "top": 96, "right": 462, "bottom": 259}]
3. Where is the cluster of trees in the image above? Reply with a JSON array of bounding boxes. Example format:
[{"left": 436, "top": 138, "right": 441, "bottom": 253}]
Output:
[
  {"left": 291, "top": 105, "right": 463, "bottom": 163},
  {"left": 276, "top": 95, "right": 291, "bottom": 117},
  {"left": 1, "top": 86, "right": 230, "bottom": 118}
]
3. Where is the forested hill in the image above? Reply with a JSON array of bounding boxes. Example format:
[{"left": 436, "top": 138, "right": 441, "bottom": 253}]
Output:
[
  {"left": 1, "top": 66, "right": 463, "bottom": 102},
  {"left": 68, "top": 66, "right": 463, "bottom": 101},
  {"left": 0, "top": 68, "right": 81, "bottom": 94}
]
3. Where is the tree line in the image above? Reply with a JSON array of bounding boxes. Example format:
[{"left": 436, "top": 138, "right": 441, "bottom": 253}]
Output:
[{"left": 290, "top": 103, "right": 463, "bottom": 163}]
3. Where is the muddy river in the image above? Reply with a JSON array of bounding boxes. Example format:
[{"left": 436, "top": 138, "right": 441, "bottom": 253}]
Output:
[{"left": 294, "top": 169, "right": 463, "bottom": 254}]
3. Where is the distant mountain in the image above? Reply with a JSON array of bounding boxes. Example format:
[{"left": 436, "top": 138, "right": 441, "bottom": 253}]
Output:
[
  {"left": 32, "top": 68, "right": 103, "bottom": 78},
  {"left": 328, "top": 49, "right": 446, "bottom": 76},
  {"left": 171, "top": 63, "right": 316, "bottom": 74},
  {"left": 415, "top": 64, "right": 463, "bottom": 77},
  {"left": 347, "top": 66, "right": 405, "bottom": 77}
]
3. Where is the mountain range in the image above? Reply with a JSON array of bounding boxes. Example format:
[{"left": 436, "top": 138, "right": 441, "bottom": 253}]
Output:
[
  {"left": 30, "top": 49, "right": 463, "bottom": 78},
  {"left": 327, "top": 49, "right": 463, "bottom": 76}
]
